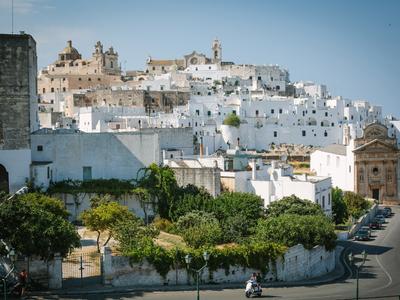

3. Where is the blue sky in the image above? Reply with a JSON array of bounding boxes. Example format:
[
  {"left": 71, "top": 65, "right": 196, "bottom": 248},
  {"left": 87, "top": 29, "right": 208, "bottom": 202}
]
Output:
[{"left": 0, "top": 0, "right": 399, "bottom": 115}]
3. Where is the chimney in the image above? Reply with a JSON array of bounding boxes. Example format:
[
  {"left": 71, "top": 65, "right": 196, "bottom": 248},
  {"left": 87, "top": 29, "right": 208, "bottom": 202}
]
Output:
[{"left": 199, "top": 136, "right": 204, "bottom": 157}]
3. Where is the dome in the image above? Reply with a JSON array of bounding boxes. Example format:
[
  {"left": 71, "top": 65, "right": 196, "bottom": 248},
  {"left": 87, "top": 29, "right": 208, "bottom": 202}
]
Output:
[{"left": 58, "top": 40, "right": 81, "bottom": 61}]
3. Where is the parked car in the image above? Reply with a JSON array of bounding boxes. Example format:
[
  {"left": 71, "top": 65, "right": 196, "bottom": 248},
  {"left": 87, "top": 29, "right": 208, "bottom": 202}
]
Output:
[
  {"left": 369, "top": 220, "right": 381, "bottom": 229},
  {"left": 383, "top": 207, "right": 392, "bottom": 216},
  {"left": 361, "top": 226, "right": 372, "bottom": 237},
  {"left": 354, "top": 229, "right": 370, "bottom": 241},
  {"left": 378, "top": 209, "right": 390, "bottom": 217},
  {"left": 375, "top": 215, "right": 385, "bottom": 224}
]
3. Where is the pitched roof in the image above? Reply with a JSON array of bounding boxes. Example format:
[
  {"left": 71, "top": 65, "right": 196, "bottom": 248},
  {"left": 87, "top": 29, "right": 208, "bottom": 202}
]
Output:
[{"left": 317, "top": 144, "right": 347, "bottom": 156}]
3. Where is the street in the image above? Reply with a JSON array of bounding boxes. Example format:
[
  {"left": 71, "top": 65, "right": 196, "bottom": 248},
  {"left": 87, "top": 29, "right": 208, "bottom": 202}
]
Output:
[{"left": 31, "top": 206, "right": 400, "bottom": 300}]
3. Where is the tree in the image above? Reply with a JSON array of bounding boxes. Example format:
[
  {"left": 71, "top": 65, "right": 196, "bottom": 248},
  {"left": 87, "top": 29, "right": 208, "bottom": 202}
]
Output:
[
  {"left": 132, "top": 187, "right": 154, "bottom": 225},
  {"left": 175, "top": 211, "right": 222, "bottom": 248},
  {"left": 343, "top": 191, "right": 371, "bottom": 219},
  {"left": 0, "top": 193, "right": 80, "bottom": 259},
  {"left": 169, "top": 186, "right": 213, "bottom": 221},
  {"left": 254, "top": 214, "right": 336, "bottom": 251},
  {"left": 223, "top": 113, "right": 241, "bottom": 128},
  {"left": 210, "top": 192, "right": 263, "bottom": 242},
  {"left": 265, "top": 195, "right": 324, "bottom": 218},
  {"left": 80, "top": 198, "right": 137, "bottom": 252},
  {"left": 331, "top": 187, "right": 348, "bottom": 224},
  {"left": 113, "top": 217, "right": 159, "bottom": 255},
  {"left": 136, "top": 163, "right": 179, "bottom": 219}
]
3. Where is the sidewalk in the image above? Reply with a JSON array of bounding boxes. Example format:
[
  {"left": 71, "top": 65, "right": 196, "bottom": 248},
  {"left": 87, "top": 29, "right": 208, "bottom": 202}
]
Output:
[{"left": 31, "top": 246, "right": 346, "bottom": 297}]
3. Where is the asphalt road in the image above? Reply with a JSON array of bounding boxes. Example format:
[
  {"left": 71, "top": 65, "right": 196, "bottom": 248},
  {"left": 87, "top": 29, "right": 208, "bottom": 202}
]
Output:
[{"left": 31, "top": 206, "right": 400, "bottom": 300}]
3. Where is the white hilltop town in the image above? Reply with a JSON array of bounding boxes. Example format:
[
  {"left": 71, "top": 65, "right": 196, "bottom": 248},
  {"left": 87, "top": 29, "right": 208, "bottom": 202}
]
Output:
[{"left": 1, "top": 35, "right": 400, "bottom": 218}]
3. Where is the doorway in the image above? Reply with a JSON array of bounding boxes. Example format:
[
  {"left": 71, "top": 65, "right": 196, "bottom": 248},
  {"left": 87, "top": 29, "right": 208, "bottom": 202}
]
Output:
[
  {"left": 372, "top": 188, "right": 380, "bottom": 202},
  {"left": 0, "top": 164, "right": 9, "bottom": 193}
]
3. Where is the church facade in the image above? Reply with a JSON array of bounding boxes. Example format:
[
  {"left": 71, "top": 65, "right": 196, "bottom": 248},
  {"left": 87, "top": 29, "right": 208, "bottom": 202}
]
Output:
[{"left": 353, "top": 123, "right": 399, "bottom": 204}]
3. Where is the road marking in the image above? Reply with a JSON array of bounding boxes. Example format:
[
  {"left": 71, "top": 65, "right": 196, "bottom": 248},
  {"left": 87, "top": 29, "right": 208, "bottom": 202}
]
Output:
[{"left": 368, "top": 212, "right": 396, "bottom": 293}]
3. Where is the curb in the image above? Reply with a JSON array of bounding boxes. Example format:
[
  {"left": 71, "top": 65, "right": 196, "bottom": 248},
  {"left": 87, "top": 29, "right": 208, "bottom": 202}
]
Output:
[{"left": 31, "top": 246, "right": 347, "bottom": 297}]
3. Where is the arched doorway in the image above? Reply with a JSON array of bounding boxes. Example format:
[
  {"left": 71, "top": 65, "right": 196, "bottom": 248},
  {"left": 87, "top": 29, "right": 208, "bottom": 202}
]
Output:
[{"left": 0, "top": 164, "right": 9, "bottom": 193}]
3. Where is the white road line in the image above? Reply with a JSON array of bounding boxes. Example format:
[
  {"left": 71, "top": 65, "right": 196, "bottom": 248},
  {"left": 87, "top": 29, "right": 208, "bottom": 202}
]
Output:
[{"left": 368, "top": 213, "right": 396, "bottom": 293}]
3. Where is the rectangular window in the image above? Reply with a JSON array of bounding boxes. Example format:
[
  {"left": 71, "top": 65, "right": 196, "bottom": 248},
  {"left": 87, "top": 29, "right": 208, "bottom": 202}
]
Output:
[
  {"left": 196, "top": 109, "right": 200, "bottom": 116},
  {"left": 312, "top": 110, "right": 316, "bottom": 114},
  {"left": 207, "top": 111, "right": 211, "bottom": 116},
  {"left": 271, "top": 109, "right": 274, "bottom": 114},
  {"left": 232, "top": 110, "right": 236, "bottom": 115},
  {"left": 258, "top": 76, "right": 262, "bottom": 80},
  {"left": 37, "top": 145, "right": 43, "bottom": 151},
  {"left": 302, "top": 130, "right": 306, "bottom": 136},
  {"left": 279, "top": 108, "right": 282, "bottom": 114},
  {"left": 47, "top": 167, "right": 50, "bottom": 179},
  {"left": 274, "top": 131, "right": 277, "bottom": 137},
  {"left": 83, "top": 166, "right": 92, "bottom": 181}
]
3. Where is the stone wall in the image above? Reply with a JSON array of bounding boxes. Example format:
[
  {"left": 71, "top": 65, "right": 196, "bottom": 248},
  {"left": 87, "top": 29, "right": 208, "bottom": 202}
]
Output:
[
  {"left": 172, "top": 167, "right": 221, "bottom": 197},
  {"left": 53, "top": 192, "right": 154, "bottom": 222},
  {"left": 102, "top": 244, "right": 335, "bottom": 287},
  {"left": 14, "top": 255, "right": 62, "bottom": 289},
  {"left": 0, "top": 33, "right": 37, "bottom": 150},
  {"left": 349, "top": 203, "right": 378, "bottom": 238}
]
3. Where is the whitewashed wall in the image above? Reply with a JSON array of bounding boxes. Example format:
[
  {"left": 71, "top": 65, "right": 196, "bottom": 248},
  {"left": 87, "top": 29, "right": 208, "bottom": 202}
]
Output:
[{"left": 102, "top": 244, "right": 335, "bottom": 287}]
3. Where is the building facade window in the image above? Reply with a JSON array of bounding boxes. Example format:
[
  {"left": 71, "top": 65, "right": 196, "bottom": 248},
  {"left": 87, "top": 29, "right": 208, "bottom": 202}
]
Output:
[
  {"left": 273, "top": 131, "right": 277, "bottom": 137},
  {"left": 83, "top": 166, "right": 92, "bottom": 181},
  {"left": 302, "top": 130, "right": 306, "bottom": 136},
  {"left": 37, "top": 145, "right": 43, "bottom": 151}
]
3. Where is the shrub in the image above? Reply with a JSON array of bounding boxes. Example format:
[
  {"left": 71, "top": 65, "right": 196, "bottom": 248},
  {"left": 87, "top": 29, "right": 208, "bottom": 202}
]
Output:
[
  {"left": 153, "top": 217, "right": 175, "bottom": 233},
  {"left": 223, "top": 113, "right": 241, "bottom": 128},
  {"left": 343, "top": 191, "right": 371, "bottom": 219},
  {"left": 265, "top": 195, "right": 324, "bottom": 217},
  {"left": 254, "top": 214, "right": 336, "bottom": 251},
  {"left": 175, "top": 211, "right": 222, "bottom": 248}
]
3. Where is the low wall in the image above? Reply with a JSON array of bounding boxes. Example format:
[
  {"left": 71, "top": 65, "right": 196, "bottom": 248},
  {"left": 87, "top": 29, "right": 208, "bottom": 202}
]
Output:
[
  {"left": 348, "top": 203, "right": 378, "bottom": 238},
  {"left": 14, "top": 254, "right": 62, "bottom": 289},
  {"left": 102, "top": 244, "right": 335, "bottom": 287},
  {"left": 53, "top": 193, "right": 154, "bottom": 222}
]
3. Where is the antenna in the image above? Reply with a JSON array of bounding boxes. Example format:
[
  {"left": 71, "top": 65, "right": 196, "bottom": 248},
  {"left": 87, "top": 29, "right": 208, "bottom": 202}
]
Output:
[{"left": 11, "top": 0, "right": 14, "bottom": 34}]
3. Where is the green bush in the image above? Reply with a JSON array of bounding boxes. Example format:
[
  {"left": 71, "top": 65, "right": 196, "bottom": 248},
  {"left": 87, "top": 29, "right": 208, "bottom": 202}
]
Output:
[
  {"left": 254, "top": 214, "right": 336, "bottom": 251},
  {"left": 176, "top": 211, "right": 222, "bottom": 248},
  {"left": 223, "top": 113, "right": 241, "bottom": 128},
  {"left": 343, "top": 191, "right": 371, "bottom": 219},
  {"left": 265, "top": 195, "right": 324, "bottom": 217},
  {"left": 210, "top": 192, "right": 264, "bottom": 242},
  {"left": 47, "top": 179, "right": 136, "bottom": 196},
  {"left": 152, "top": 217, "right": 175, "bottom": 233},
  {"left": 124, "top": 240, "right": 286, "bottom": 278}
]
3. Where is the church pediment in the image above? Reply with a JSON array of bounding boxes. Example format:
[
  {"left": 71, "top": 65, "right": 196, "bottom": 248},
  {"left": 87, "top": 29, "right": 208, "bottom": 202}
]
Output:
[{"left": 353, "top": 139, "right": 398, "bottom": 154}]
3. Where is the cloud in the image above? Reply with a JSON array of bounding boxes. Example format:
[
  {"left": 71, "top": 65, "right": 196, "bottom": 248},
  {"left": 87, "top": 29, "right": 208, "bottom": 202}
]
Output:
[{"left": 0, "top": 0, "right": 54, "bottom": 15}]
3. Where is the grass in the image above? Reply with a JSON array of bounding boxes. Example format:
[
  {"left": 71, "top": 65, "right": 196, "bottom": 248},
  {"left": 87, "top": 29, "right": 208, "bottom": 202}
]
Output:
[{"left": 155, "top": 231, "right": 187, "bottom": 249}]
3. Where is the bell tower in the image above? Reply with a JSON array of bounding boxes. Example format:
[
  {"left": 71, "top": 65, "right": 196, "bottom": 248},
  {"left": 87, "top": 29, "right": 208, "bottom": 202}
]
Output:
[{"left": 212, "top": 38, "right": 222, "bottom": 64}]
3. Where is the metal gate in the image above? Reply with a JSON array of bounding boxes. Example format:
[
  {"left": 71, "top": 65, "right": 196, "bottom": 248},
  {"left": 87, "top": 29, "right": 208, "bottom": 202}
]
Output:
[{"left": 62, "top": 252, "right": 102, "bottom": 287}]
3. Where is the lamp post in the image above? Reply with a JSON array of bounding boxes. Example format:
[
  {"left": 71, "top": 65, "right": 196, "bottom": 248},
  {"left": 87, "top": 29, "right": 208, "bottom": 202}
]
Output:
[
  {"left": 348, "top": 250, "right": 368, "bottom": 300},
  {"left": 2, "top": 248, "right": 16, "bottom": 300},
  {"left": 185, "top": 251, "right": 210, "bottom": 300}
]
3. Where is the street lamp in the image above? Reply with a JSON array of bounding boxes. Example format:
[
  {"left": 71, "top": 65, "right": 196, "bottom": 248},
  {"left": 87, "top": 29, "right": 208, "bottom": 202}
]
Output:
[
  {"left": 2, "top": 248, "right": 17, "bottom": 300},
  {"left": 185, "top": 251, "right": 210, "bottom": 300},
  {"left": 348, "top": 250, "right": 368, "bottom": 300}
]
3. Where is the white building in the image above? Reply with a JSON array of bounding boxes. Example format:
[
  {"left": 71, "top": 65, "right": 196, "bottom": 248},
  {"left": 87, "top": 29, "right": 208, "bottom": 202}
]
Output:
[
  {"left": 310, "top": 143, "right": 355, "bottom": 192},
  {"left": 30, "top": 127, "right": 193, "bottom": 190}
]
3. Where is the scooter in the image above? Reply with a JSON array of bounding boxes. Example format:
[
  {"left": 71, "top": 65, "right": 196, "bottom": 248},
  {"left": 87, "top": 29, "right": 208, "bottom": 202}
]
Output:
[{"left": 245, "top": 280, "right": 262, "bottom": 298}]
